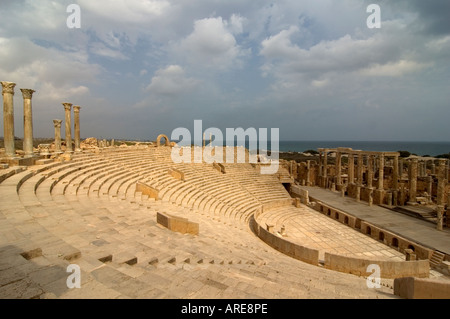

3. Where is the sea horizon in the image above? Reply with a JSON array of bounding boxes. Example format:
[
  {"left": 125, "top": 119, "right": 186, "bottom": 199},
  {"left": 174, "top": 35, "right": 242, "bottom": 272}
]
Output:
[
  {"left": 277, "top": 140, "right": 450, "bottom": 157},
  {"left": 11, "top": 137, "right": 448, "bottom": 157},
  {"left": 165, "top": 139, "right": 450, "bottom": 157}
]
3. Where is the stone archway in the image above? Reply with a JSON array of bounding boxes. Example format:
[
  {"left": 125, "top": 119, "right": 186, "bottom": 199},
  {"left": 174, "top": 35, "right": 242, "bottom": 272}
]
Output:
[{"left": 156, "top": 134, "right": 170, "bottom": 147}]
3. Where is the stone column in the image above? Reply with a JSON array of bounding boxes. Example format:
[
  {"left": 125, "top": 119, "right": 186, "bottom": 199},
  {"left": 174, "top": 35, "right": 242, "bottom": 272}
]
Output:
[
  {"left": 399, "top": 159, "right": 404, "bottom": 177},
  {"left": 348, "top": 154, "right": 354, "bottom": 185},
  {"left": 437, "top": 159, "right": 446, "bottom": 206},
  {"left": 408, "top": 158, "right": 418, "bottom": 204},
  {"left": 399, "top": 183, "right": 406, "bottom": 206},
  {"left": 306, "top": 160, "right": 311, "bottom": 186},
  {"left": 436, "top": 158, "right": 446, "bottom": 230},
  {"left": 335, "top": 152, "right": 342, "bottom": 186},
  {"left": 392, "top": 156, "right": 399, "bottom": 206},
  {"left": 323, "top": 150, "right": 328, "bottom": 188},
  {"left": 426, "top": 176, "right": 433, "bottom": 204},
  {"left": 20, "top": 89, "right": 36, "bottom": 157},
  {"left": 436, "top": 206, "right": 445, "bottom": 231},
  {"left": 73, "top": 105, "right": 81, "bottom": 152},
  {"left": 393, "top": 156, "right": 399, "bottom": 191},
  {"left": 378, "top": 154, "right": 384, "bottom": 190},
  {"left": 445, "top": 160, "right": 450, "bottom": 181},
  {"left": 387, "top": 192, "right": 393, "bottom": 206},
  {"left": 63, "top": 103, "right": 73, "bottom": 153},
  {"left": 1, "top": 81, "right": 16, "bottom": 158},
  {"left": 367, "top": 155, "right": 373, "bottom": 188},
  {"left": 431, "top": 163, "right": 436, "bottom": 175},
  {"left": 53, "top": 120, "right": 62, "bottom": 153},
  {"left": 357, "top": 153, "right": 363, "bottom": 186},
  {"left": 318, "top": 151, "right": 323, "bottom": 177}
]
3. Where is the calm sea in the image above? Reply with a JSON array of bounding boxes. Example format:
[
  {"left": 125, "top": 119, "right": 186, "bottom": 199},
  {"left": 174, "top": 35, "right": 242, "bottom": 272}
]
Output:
[
  {"left": 278, "top": 141, "right": 450, "bottom": 157},
  {"left": 173, "top": 139, "right": 450, "bottom": 157}
]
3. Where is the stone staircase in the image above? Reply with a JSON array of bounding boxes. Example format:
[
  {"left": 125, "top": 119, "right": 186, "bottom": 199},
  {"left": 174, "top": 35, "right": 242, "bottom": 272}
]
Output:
[{"left": 430, "top": 250, "right": 445, "bottom": 268}]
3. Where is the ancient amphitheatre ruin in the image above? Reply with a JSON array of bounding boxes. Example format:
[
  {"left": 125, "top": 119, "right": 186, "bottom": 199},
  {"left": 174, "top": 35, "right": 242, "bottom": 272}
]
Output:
[{"left": 0, "top": 81, "right": 449, "bottom": 299}]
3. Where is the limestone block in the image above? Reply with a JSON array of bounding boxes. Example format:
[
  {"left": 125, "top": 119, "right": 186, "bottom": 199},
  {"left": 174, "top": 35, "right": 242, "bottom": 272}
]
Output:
[
  {"left": 135, "top": 182, "right": 159, "bottom": 200},
  {"left": 394, "top": 277, "right": 450, "bottom": 299},
  {"left": 156, "top": 212, "right": 199, "bottom": 235},
  {"left": 168, "top": 168, "right": 185, "bottom": 181}
]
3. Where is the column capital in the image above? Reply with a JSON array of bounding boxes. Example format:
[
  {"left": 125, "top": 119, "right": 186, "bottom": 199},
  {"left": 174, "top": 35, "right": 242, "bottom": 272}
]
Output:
[
  {"left": 53, "top": 119, "right": 62, "bottom": 128},
  {"left": 62, "top": 102, "right": 73, "bottom": 111},
  {"left": 20, "top": 88, "right": 35, "bottom": 99},
  {"left": 1, "top": 81, "right": 16, "bottom": 95},
  {"left": 73, "top": 105, "right": 81, "bottom": 113}
]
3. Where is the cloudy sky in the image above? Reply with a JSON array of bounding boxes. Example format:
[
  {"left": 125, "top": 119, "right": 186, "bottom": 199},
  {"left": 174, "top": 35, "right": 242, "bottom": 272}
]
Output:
[{"left": 0, "top": 0, "right": 449, "bottom": 142}]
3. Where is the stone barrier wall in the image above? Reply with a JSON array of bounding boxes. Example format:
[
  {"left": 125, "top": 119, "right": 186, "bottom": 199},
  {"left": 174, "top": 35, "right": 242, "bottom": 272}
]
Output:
[
  {"left": 157, "top": 212, "right": 199, "bottom": 235},
  {"left": 324, "top": 253, "right": 429, "bottom": 279},
  {"left": 290, "top": 185, "right": 309, "bottom": 204},
  {"left": 168, "top": 168, "right": 185, "bottom": 181},
  {"left": 135, "top": 182, "right": 160, "bottom": 200},
  {"left": 250, "top": 215, "right": 319, "bottom": 266},
  {"left": 394, "top": 277, "right": 450, "bottom": 299}
]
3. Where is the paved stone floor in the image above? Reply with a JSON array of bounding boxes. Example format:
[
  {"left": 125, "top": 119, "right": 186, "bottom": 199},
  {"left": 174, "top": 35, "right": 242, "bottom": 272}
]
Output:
[
  {"left": 259, "top": 206, "right": 405, "bottom": 261},
  {"left": 301, "top": 186, "right": 450, "bottom": 256}
]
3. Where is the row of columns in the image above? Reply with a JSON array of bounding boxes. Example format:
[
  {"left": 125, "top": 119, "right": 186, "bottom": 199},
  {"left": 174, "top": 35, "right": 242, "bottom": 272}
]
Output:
[
  {"left": 57, "top": 103, "right": 82, "bottom": 153},
  {"left": 2, "top": 81, "right": 37, "bottom": 158},
  {"left": 2, "top": 81, "right": 82, "bottom": 158},
  {"left": 318, "top": 148, "right": 448, "bottom": 231},
  {"left": 320, "top": 149, "right": 396, "bottom": 192}
]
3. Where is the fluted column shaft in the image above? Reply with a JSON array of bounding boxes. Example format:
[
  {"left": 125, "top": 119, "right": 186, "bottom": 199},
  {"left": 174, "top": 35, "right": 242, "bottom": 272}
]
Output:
[
  {"left": 335, "top": 152, "right": 342, "bottom": 185},
  {"left": 393, "top": 156, "right": 399, "bottom": 191},
  {"left": 63, "top": 103, "right": 73, "bottom": 153},
  {"left": 21, "top": 89, "right": 35, "bottom": 157},
  {"left": 1, "top": 81, "right": 16, "bottom": 157},
  {"left": 409, "top": 158, "right": 418, "bottom": 203},
  {"left": 367, "top": 155, "right": 373, "bottom": 188},
  {"left": 53, "top": 120, "right": 62, "bottom": 152},
  {"left": 73, "top": 106, "right": 81, "bottom": 151},
  {"left": 378, "top": 154, "right": 384, "bottom": 190},
  {"left": 357, "top": 153, "right": 363, "bottom": 186},
  {"left": 437, "top": 159, "right": 446, "bottom": 206},
  {"left": 348, "top": 154, "right": 354, "bottom": 184},
  {"left": 318, "top": 152, "right": 323, "bottom": 177},
  {"left": 436, "top": 159, "right": 446, "bottom": 231}
]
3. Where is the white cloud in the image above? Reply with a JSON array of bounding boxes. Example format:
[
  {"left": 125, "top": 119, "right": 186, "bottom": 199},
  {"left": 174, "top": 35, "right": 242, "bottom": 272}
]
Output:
[
  {"left": 0, "top": 37, "right": 100, "bottom": 100},
  {"left": 38, "top": 83, "right": 90, "bottom": 101},
  {"left": 359, "top": 60, "right": 432, "bottom": 77},
  {"left": 258, "top": 19, "right": 436, "bottom": 90},
  {"left": 145, "top": 65, "right": 199, "bottom": 96},
  {"left": 79, "top": 0, "right": 171, "bottom": 23},
  {"left": 89, "top": 42, "right": 129, "bottom": 60},
  {"left": 228, "top": 14, "right": 246, "bottom": 35},
  {"left": 175, "top": 16, "right": 249, "bottom": 70}
]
